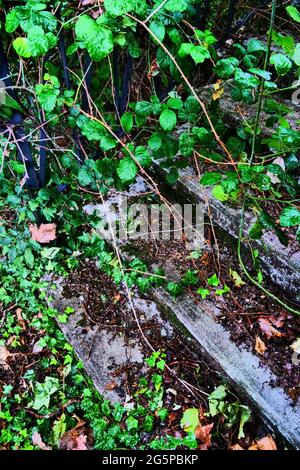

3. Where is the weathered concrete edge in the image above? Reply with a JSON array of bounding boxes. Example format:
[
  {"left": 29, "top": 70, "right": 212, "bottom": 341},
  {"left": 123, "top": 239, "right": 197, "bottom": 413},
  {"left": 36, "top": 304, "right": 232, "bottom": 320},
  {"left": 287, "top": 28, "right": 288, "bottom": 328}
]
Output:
[
  {"left": 150, "top": 287, "right": 300, "bottom": 449},
  {"left": 154, "top": 162, "right": 300, "bottom": 301}
]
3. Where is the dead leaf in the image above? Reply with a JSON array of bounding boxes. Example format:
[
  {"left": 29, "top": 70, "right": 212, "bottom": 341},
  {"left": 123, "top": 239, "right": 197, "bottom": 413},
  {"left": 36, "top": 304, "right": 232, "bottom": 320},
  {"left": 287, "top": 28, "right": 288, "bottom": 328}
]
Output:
[
  {"left": 147, "top": 59, "right": 160, "bottom": 79},
  {"left": 16, "top": 308, "right": 27, "bottom": 330},
  {"left": 0, "top": 345, "right": 11, "bottom": 369},
  {"left": 290, "top": 338, "right": 300, "bottom": 354},
  {"left": 195, "top": 423, "right": 214, "bottom": 450},
  {"left": 258, "top": 318, "right": 284, "bottom": 338},
  {"left": 248, "top": 443, "right": 258, "bottom": 450},
  {"left": 212, "top": 81, "right": 224, "bottom": 101},
  {"left": 229, "top": 443, "right": 244, "bottom": 450},
  {"left": 256, "top": 435, "right": 277, "bottom": 450},
  {"left": 29, "top": 223, "right": 56, "bottom": 244},
  {"left": 105, "top": 381, "right": 117, "bottom": 391},
  {"left": 72, "top": 434, "right": 88, "bottom": 451},
  {"left": 255, "top": 336, "right": 266, "bottom": 355},
  {"left": 230, "top": 269, "right": 245, "bottom": 287},
  {"left": 59, "top": 424, "right": 93, "bottom": 450},
  {"left": 32, "top": 431, "right": 52, "bottom": 450},
  {"left": 266, "top": 157, "right": 285, "bottom": 184}
]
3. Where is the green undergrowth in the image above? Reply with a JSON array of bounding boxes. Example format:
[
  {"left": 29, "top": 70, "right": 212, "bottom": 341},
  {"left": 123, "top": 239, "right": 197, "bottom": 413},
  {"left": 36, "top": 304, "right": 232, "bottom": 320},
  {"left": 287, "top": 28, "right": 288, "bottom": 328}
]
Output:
[{"left": 0, "top": 181, "right": 252, "bottom": 450}]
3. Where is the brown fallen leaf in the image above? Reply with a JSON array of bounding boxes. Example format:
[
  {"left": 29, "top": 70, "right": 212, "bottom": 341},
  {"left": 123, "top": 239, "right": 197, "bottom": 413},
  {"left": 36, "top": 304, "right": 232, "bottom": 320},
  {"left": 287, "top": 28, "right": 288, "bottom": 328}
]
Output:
[
  {"left": 29, "top": 223, "right": 56, "bottom": 244},
  {"left": 258, "top": 318, "right": 284, "bottom": 339},
  {"left": 0, "top": 345, "right": 11, "bottom": 369},
  {"left": 72, "top": 434, "right": 88, "bottom": 451},
  {"left": 32, "top": 431, "right": 52, "bottom": 450},
  {"left": 16, "top": 308, "right": 27, "bottom": 330},
  {"left": 195, "top": 423, "right": 214, "bottom": 450},
  {"left": 290, "top": 337, "right": 300, "bottom": 354},
  {"left": 256, "top": 435, "right": 277, "bottom": 450},
  {"left": 105, "top": 381, "right": 117, "bottom": 391},
  {"left": 255, "top": 336, "right": 266, "bottom": 355},
  {"left": 59, "top": 423, "right": 93, "bottom": 450},
  {"left": 229, "top": 443, "right": 244, "bottom": 450},
  {"left": 248, "top": 443, "right": 258, "bottom": 450}
]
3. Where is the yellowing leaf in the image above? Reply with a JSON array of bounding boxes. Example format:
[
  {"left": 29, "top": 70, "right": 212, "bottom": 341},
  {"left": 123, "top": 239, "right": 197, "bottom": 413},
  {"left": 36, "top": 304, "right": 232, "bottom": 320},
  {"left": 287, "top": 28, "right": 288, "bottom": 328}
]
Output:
[
  {"left": 212, "top": 82, "right": 224, "bottom": 101},
  {"left": 180, "top": 408, "right": 199, "bottom": 434},
  {"left": 230, "top": 269, "right": 246, "bottom": 287}
]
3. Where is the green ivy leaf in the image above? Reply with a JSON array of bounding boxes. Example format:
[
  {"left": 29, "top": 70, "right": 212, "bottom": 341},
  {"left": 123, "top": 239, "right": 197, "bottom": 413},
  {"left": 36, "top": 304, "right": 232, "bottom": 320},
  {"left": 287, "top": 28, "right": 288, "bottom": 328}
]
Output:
[
  {"left": 197, "top": 288, "right": 210, "bottom": 299},
  {"left": 207, "top": 273, "right": 220, "bottom": 287},
  {"left": 159, "top": 109, "right": 177, "bottom": 131},
  {"left": 280, "top": 207, "right": 300, "bottom": 227},
  {"left": 24, "top": 248, "right": 34, "bottom": 269}
]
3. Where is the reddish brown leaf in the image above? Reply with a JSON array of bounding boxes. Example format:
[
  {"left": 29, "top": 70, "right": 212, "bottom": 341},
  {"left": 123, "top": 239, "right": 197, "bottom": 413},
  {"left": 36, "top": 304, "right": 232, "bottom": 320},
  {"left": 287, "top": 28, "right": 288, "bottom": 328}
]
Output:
[
  {"left": 105, "top": 381, "right": 117, "bottom": 391},
  {"left": 72, "top": 434, "right": 88, "bottom": 451},
  {"left": 258, "top": 318, "right": 284, "bottom": 339},
  {"left": 32, "top": 431, "right": 52, "bottom": 450},
  {"left": 16, "top": 308, "right": 27, "bottom": 330},
  {"left": 256, "top": 435, "right": 277, "bottom": 450},
  {"left": 29, "top": 223, "right": 56, "bottom": 244},
  {"left": 59, "top": 424, "right": 93, "bottom": 450},
  {"left": 229, "top": 443, "right": 244, "bottom": 450},
  {"left": 248, "top": 443, "right": 258, "bottom": 450},
  {"left": 0, "top": 345, "right": 11, "bottom": 369},
  {"left": 255, "top": 336, "right": 266, "bottom": 355},
  {"left": 195, "top": 423, "right": 214, "bottom": 450}
]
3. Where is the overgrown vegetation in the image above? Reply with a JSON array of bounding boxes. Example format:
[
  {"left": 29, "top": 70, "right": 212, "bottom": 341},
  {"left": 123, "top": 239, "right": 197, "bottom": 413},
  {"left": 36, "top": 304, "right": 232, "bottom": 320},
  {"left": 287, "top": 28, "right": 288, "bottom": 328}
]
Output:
[{"left": 0, "top": 0, "right": 299, "bottom": 450}]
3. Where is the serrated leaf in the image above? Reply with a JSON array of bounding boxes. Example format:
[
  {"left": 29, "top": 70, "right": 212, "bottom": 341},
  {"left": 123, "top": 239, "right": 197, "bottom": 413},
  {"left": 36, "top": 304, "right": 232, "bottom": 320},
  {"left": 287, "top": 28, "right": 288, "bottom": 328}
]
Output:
[
  {"left": 75, "top": 15, "right": 113, "bottom": 62},
  {"left": 117, "top": 157, "right": 138, "bottom": 183},
  {"left": 150, "top": 20, "right": 165, "bottom": 42},
  {"left": 5, "top": 9, "right": 20, "bottom": 33},
  {"left": 211, "top": 185, "right": 229, "bottom": 201},
  {"left": 120, "top": 112, "right": 133, "bottom": 132},
  {"left": 280, "top": 207, "right": 300, "bottom": 227},
  {"left": 190, "top": 45, "right": 210, "bottom": 64},
  {"left": 159, "top": 109, "right": 177, "bottom": 131},
  {"left": 134, "top": 146, "right": 151, "bottom": 167},
  {"left": 270, "top": 53, "right": 292, "bottom": 76},
  {"left": 200, "top": 172, "right": 222, "bottom": 186},
  {"left": 13, "top": 37, "right": 32, "bottom": 58},
  {"left": 165, "top": 0, "right": 188, "bottom": 13}
]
